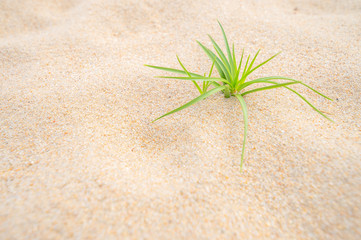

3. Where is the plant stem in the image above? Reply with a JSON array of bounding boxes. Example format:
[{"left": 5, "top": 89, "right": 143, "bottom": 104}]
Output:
[{"left": 224, "top": 85, "right": 231, "bottom": 98}]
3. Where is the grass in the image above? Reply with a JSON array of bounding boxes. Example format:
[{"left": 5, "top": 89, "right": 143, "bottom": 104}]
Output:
[{"left": 145, "top": 21, "right": 333, "bottom": 171}]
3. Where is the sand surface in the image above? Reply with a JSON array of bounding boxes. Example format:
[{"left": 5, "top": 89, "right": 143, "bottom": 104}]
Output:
[{"left": 1, "top": 0, "right": 361, "bottom": 239}]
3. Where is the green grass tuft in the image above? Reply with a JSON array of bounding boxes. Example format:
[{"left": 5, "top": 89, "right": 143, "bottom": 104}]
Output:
[{"left": 145, "top": 22, "right": 333, "bottom": 171}]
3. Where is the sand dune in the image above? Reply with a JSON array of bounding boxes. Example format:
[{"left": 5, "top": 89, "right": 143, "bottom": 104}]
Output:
[{"left": 1, "top": 0, "right": 361, "bottom": 239}]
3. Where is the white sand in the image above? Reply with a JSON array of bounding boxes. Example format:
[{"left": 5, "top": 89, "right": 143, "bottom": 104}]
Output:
[{"left": 1, "top": 0, "right": 361, "bottom": 239}]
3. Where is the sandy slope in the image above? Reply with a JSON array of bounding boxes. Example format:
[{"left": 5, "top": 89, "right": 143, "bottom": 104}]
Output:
[{"left": 1, "top": 0, "right": 360, "bottom": 239}]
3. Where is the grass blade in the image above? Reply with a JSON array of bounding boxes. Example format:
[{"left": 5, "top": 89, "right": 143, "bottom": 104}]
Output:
[
  {"left": 153, "top": 86, "right": 226, "bottom": 122},
  {"left": 176, "top": 55, "right": 191, "bottom": 77},
  {"left": 208, "top": 35, "right": 232, "bottom": 74},
  {"left": 245, "top": 52, "right": 281, "bottom": 78},
  {"left": 193, "top": 80, "right": 202, "bottom": 94},
  {"left": 265, "top": 80, "right": 333, "bottom": 122},
  {"left": 217, "top": 21, "right": 233, "bottom": 66},
  {"left": 205, "top": 58, "right": 218, "bottom": 90},
  {"left": 197, "top": 41, "right": 227, "bottom": 79},
  {"left": 241, "top": 82, "right": 300, "bottom": 96},
  {"left": 239, "top": 76, "right": 333, "bottom": 100},
  {"left": 211, "top": 82, "right": 221, "bottom": 87},
  {"left": 155, "top": 76, "right": 231, "bottom": 85},
  {"left": 240, "top": 55, "right": 250, "bottom": 81},
  {"left": 296, "top": 82, "right": 333, "bottom": 101},
  {"left": 213, "top": 46, "right": 232, "bottom": 78},
  {"left": 232, "top": 44, "right": 237, "bottom": 74},
  {"left": 236, "top": 76, "right": 296, "bottom": 91},
  {"left": 246, "top": 49, "right": 260, "bottom": 74},
  {"left": 177, "top": 55, "right": 202, "bottom": 94},
  {"left": 242, "top": 55, "right": 250, "bottom": 76},
  {"left": 208, "top": 56, "right": 216, "bottom": 77},
  {"left": 197, "top": 41, "right": 231, "bottom": 81},
  {"left": 236, "top": 49, "right": 244, "bottom": 81},
  {"left": 146, "top": 64, "right": 221, "bottom": 87},
  {"left": 235, "top": 94, "right": 248, "bottom": 170},
  {"left": 145, "top": 64, "right": 202, "bottom": 77}
]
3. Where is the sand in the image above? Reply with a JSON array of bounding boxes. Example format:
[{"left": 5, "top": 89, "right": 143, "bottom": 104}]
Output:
[{"left": 1, "top": 0, "right": 361, "bottom": 239}]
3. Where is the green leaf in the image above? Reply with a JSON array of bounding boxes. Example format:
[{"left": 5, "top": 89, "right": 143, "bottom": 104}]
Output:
[
  {"left": 208, "top": 35, "right": 232, "bottom": 74},
  {"left": 235, "top": 94, "right": 248, "bottom": 170},
  {"left": 154, "top": 76, "right": 231, "bottom": 85},
  {"left": 297, "top": 82, "right": 333, "bottom": 101},
  {"left": 202, "top": 57, "right": 218, "bottom": 92},
  {"left": 236, "top": 76, "right": 296, "bottom": 91},
  {"left": 241, "top": 81, "right": 300, "bottom": 96},
  {"left": 232, "top": 44, "right": 237, "bottom": 75},
  {"left": 197, "top": 41, "right": 230, "bottom": 80},
  {"left": 239, "top": 76, "right": 333, "bottom": 100},
  {"left": 152, "top": 86, "right": 226, "bottom": 122},
  {"left": 217, "top": 21, "right": 233, "bottom": 67},
  {"left": 176, "top": 55, "right": 191, "bottom": 77},
  {"left": 245, "top": 52, "right": 281, "bottom": 78},
  {"left": 145, "top": 64, "right": 202, "bottom": 77},
  {"left": 211, "top": 82, "right": 221, "bottom": 87},
  {"left": 241, "top": 55, "right": 250, "bottom": 78},
  {"left": 197, "top": 41, "right": 225, "bottom": 78},
  {"left": 208, "top": 56, "right": 216, "bottom": 77},
  {"left": 265, "top": 80, "right": 334, "bottom": 122},
  {"left": 246, "top": 49, "right": 260, "bottom": 74},
  {"left": 212, "top": 46, "right": 232, "bottom": 78},
  {"left": 145, "top": 64, "right": 221, "bottom": 88},
  {"left": 176, "top": 55, "right": 202, "bottom": 94},
  {"left": 235, "top": 49, "right": 244, "bottom": 82}
]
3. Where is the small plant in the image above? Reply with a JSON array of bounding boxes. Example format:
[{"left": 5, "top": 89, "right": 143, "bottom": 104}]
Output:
[{"left": 145, "top": 21, "right": 333, "bottom": 170}]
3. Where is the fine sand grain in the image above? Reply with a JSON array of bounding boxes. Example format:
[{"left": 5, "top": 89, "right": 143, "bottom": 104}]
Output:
[{"left": 1, "top": 0, "right": 361, "bottom": 239}]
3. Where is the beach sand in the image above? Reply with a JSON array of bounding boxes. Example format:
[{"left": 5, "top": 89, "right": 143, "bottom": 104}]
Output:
[{"left": 1, "top": 0, "right": 361, "bottom": 239}]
